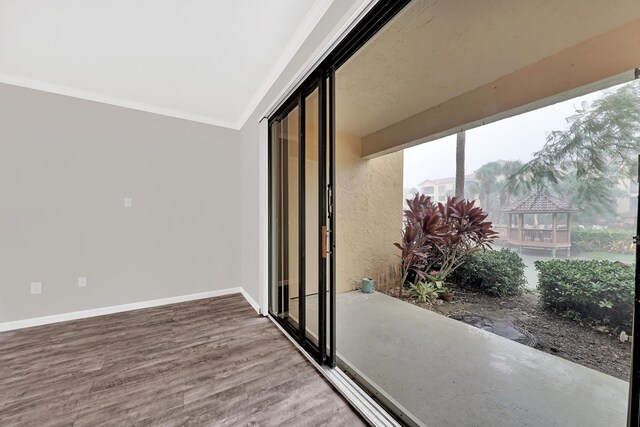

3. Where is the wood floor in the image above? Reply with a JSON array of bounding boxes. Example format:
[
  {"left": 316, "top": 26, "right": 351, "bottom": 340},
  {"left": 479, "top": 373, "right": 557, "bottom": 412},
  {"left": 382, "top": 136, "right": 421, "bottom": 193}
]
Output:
[{"left": 0, "top": 294, "right": 366, "bottom": 426}]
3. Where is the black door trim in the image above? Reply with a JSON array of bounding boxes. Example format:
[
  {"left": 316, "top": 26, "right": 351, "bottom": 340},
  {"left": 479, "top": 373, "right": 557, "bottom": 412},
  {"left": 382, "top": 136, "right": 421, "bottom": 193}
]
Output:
[{"left": 628, "top": 154, "right": 640, "bottom": 427}]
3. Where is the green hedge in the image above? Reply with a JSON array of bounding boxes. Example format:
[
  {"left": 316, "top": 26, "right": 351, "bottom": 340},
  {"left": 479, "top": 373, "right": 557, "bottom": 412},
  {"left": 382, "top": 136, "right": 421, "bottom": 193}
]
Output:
[
  {"left": 571, "top": 228, "right": 634, "bottom": 254},
  {"left": 536, "top": 259, "right": 634, "bottom": 328},
  {"left": 450, "top": 248, "right": 526, "bottom": 297}
]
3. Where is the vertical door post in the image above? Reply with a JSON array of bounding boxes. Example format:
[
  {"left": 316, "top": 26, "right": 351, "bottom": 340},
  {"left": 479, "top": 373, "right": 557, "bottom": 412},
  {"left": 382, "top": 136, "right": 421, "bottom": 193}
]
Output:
[
  {"left": 318, "top": 72, "right": 327, "bottom": 363},
  {"left": 628, "top": 154, "right": 640, "bottom": 427},
  {"left": 328, "top": 67, "right": 337, "bottom": 367},
  {"left": 298, "top": 91, "right": 306, "bottom": 346}
]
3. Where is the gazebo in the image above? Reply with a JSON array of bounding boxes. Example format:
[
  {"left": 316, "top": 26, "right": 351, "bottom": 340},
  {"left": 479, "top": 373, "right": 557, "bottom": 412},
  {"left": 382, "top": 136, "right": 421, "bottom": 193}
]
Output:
[{"left": 501, "top": 191, "right": 580, "bottom": 257}]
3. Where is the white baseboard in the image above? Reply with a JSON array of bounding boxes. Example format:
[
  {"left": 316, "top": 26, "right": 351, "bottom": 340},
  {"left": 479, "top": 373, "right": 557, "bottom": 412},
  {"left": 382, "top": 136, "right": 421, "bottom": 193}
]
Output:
[
  {"left": 240, "top": 288, "right": 262, "bottom": 315},
  {"left": 0, "top": 286, "right": 259, "bottom": 332}
]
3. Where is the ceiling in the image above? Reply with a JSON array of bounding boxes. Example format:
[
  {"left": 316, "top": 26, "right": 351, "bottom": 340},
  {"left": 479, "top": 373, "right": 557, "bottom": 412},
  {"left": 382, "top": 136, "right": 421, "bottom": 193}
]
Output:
[
  {"left": 335, "top": 0, "right": 640, "bottom": 138},
  {"left": 0, "top": 0, "right": 329, "bottom": 129},
  {"left": 3, "top": 0, "right": 638, "bottom": 134}
]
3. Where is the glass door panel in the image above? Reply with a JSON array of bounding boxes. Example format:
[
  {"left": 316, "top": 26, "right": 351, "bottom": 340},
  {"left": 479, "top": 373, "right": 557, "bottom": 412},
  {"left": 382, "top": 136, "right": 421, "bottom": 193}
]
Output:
[
  {"left": 270, "top": 105, "right": 301, "bottom": 336},
  {"left": 269, "top": 120, "right": 281, "bottom": 318},
  {"left": 304, "top": 88, "right": 320, "bottom": 346}
]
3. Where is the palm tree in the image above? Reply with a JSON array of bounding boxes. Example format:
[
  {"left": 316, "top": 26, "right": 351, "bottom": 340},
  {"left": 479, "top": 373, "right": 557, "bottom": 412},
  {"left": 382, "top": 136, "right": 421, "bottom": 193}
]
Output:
[
  {"left": 497, "top": 160, "right": 524, "bottom": 224},
  {"left": 475, "top": 161, "right": 503, "bottom": 215},
  {"left": 455, "top": 131, "right": 466, "bottom": 198}
]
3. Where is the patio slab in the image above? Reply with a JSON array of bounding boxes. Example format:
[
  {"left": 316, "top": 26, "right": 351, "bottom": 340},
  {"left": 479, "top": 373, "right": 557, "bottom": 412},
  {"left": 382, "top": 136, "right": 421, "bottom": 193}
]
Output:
[{"left": 335, "top": 291, "right": 629, "bottom": 427}]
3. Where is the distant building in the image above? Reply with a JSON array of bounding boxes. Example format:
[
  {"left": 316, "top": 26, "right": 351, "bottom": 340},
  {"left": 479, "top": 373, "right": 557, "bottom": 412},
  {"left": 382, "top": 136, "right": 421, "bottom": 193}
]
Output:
[
  {"left": 416, "top": 173, "right": 476, "bottom": 201},
  {"left": 615, "top": 178, "right": 639, "bottom": 225},
  {"left": 404, "top": 173, "right": 478, "bottom": 209}
]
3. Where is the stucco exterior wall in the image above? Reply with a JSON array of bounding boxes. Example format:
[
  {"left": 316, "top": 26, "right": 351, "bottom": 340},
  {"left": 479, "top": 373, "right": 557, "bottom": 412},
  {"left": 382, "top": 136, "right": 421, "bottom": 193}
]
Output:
[{"left": 335, "top": 133, "right": 403, "bottom": 293}]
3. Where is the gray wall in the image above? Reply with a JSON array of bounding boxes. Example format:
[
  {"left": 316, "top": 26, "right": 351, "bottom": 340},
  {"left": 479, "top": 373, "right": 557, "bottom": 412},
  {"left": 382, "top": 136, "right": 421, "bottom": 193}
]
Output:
[{"left": 0, "top": 83, "right": 241, "bottom": 322}]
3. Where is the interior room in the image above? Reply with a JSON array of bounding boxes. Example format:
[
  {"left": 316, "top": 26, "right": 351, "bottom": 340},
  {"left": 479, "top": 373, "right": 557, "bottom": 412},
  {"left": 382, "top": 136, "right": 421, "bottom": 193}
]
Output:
[{"left": 1, "top": 1, "right": 640, "bottom": 426}]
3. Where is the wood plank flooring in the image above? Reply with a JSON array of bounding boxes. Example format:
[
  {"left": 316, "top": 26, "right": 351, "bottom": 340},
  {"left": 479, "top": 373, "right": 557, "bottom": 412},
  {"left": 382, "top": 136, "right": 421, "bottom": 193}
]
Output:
[{"left": 0, "top": 294, "right": 366, "bottom": 426}]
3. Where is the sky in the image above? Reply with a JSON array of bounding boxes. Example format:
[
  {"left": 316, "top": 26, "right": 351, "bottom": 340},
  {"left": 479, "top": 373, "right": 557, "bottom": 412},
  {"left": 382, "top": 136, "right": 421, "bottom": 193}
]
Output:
[{"left": 403, "top": 82, "right": 630, "bottom": 188}]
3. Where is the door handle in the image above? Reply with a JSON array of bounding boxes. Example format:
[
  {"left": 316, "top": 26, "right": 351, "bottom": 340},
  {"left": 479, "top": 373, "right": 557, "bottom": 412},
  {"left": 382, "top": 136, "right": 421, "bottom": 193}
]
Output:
[{"left": 322, "top": 225, "right": 332, "bottom": 258}]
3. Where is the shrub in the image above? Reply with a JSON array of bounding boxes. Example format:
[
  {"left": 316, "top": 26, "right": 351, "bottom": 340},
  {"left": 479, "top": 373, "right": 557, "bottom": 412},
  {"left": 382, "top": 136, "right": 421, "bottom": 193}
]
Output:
[
  {"left": 395, "top": 194, "right": 497, "bottom": 291},
  {"left": 536, "top": 259, "right": 634, "bottom": 328},
  {"left": 450, "top": 248, "right": 526, "bottom": 297},
  {"left": 409, "top": 281, "right": 440, "bottom": 304},
  {"left": 394, "top": 220, "right": 431, "bottom": 298},
  {"left": 571, "top": 228, "right": 634, "bottom": 254}
]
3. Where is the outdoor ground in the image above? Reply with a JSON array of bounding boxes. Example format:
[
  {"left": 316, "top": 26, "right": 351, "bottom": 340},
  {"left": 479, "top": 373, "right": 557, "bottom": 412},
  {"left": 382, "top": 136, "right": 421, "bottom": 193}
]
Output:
[{"left": 382, "top": 285, "right": 633, "bottom": 380}]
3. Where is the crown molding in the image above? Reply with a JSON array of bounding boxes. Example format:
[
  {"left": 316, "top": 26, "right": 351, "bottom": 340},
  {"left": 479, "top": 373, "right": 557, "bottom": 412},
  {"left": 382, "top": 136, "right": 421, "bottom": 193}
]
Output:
[{"left": 0, "top": 73, "right": 240, "bottom": 130}]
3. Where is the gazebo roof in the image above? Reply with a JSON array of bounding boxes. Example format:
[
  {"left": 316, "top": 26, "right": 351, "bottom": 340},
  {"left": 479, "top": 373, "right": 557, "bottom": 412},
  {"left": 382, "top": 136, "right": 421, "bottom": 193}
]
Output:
[{"left": 501, "top": 191, "right": 580, "bottom": 213}]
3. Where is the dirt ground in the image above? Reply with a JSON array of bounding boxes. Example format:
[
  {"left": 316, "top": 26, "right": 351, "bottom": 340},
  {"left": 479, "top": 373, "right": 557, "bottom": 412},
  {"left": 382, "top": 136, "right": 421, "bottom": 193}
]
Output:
[{"left": 382, "top": 285, "right": 632, "bottom": 381}]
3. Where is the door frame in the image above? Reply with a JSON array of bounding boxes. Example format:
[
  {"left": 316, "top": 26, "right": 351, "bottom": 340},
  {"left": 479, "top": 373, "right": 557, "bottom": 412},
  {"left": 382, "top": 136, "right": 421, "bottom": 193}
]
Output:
[
  {"left": 267, "top": 1, "right": 412, "bottom": 367},
  {"left": 267, "top": 2, "right": 640, "bottom": 425},
  {"left": 629, "top": 154, "right": 640, "bottom": 427},
  {"left": 268, "top": 70, "right": 329, "bottom": 363}
]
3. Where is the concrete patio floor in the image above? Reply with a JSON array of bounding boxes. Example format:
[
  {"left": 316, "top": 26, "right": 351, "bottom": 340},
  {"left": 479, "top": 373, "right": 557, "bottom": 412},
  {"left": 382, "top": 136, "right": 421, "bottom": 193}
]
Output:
[{"left": 335, "top": 291, "right": 629, "bottom": 427}]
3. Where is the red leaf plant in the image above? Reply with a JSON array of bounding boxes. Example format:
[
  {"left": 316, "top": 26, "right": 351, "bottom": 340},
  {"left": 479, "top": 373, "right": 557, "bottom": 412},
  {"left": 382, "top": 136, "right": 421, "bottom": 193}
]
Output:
[{"left": 395, "top": 193, "right": 498, "bottom": 294}]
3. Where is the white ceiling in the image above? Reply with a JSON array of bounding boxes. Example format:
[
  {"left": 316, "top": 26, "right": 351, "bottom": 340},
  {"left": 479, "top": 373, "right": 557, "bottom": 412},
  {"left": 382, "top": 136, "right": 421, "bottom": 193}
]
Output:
[
  {"left": 336, "top": 0, "right": 640, "bottom": 138},
  {"left": 0, "top": 0, "right": 330, "bottom": 129}
]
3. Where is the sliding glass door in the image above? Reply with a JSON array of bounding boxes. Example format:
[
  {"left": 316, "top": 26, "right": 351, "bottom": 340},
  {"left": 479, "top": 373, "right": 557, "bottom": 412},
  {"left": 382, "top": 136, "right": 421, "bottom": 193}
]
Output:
[
  {"left": 269, "top": 75, "right": 333, "bottom": 364},
  {"left": 267, "top": 1, "right": 640, "bottom": 424}
]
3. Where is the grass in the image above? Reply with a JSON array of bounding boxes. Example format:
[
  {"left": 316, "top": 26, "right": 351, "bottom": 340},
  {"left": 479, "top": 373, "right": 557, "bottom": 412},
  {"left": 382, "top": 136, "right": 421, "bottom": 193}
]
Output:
[{"left": 575, "top": 251, "right": 635, "bottom": 263}]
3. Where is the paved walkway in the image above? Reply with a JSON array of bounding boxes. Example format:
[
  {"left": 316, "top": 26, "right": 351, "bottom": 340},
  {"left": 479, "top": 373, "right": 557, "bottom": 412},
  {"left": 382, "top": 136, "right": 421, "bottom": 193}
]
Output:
[{"left": 336, "top": 291, "right": 629, "bottom": 427}]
